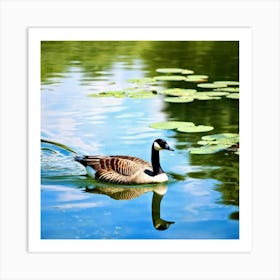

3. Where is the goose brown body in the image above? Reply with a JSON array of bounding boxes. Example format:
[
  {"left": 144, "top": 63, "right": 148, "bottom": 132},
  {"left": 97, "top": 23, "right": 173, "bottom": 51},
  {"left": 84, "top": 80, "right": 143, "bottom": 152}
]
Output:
[{"left": 75, "top": 139, "right": 174, "bottom": 185}]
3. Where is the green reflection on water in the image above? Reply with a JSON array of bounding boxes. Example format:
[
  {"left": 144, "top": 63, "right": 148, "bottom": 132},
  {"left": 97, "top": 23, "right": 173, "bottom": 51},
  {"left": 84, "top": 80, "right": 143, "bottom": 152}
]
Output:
[{"left": 41, "top": 41, "right": 239, "bottom": 83}]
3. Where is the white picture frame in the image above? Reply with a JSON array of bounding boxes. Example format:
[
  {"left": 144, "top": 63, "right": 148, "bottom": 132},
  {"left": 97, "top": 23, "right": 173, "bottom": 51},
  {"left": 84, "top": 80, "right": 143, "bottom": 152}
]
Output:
[{"left": 29, "top": 26, "right": 251, "bottom": 253}]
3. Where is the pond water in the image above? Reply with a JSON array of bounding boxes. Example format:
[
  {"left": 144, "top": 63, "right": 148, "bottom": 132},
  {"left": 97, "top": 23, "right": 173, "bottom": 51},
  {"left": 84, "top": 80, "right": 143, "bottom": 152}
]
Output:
[{"left": 41, "top": 41, "right": 239, "bottom": 239}]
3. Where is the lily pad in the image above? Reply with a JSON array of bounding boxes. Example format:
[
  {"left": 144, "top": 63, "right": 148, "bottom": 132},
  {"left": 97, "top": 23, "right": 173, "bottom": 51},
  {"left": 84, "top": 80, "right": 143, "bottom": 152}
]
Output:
[
  {"left": 127, "top": 77, "right": 157, "bottom": 84},
  {"left": 194, "top": 95, "right": 221, "bottom": 101},
  {"left": 181, "top": 69, "right": 195, "bottom": 75},
  {"left": 160, "top": 88, "right": 197, "bottom": 96},
  {"left": 214, "top": 87, "right": 239, "bottom": 92},
  {"left": 214, "top": 81, "right": 239, "bottom": 86},
  {"left": 193, "top": 92, "right": 208, "bottom": 97},
  {"left": 149, "top": 121, "right": 195, "bottom": 130},
  {"left": 193, "top": 92, "right": 221, "bottom": 100},
  {"left": 201, "top": 133, "right": 239, "bottom": 142},
  {"left": 201, "top": 133, "right": 239, "bottom": 146},
  {"left": 88, "top": 91, "right": 125, "bottom": 98},
  {"left": 196, "top": 97, "right": 221, "bottom": 101},
  {"left": 226, "top": 93, "right": 240, "bottom": 99},
  {"left": 197, "top": 140, "right": 217, "bottom": 145},
  {"left": 204, "top": 91, "right": 230, "bottom": 97},
  {"left": 154, "top": 75, "right": 187, "bottom": 81},
  {"left": 156, "top": 68, "right": 184, "bottom": 74},
  {"left": 185, "top": 75, "right": 208, "bottom": 82},
  {"left": 191, "top": 133, "right": 239, "bottom": 154},
  {"left": 189, "top": 144, "right": 231, "bottom": 154},
  {"left": 164, "top": 97, "right": 194, "bottom": 103},
  {"left": 197, "top": 83, "right": 227, "bottom": 89},
  {"left": 177, "top": 125, "right": 214, "bottom": 133},
  {"left": 89, "top": 88, "right": 157, "bottom": 99},
  {"left": 126, "top": 90, "right": 156, "bottom": 98}
]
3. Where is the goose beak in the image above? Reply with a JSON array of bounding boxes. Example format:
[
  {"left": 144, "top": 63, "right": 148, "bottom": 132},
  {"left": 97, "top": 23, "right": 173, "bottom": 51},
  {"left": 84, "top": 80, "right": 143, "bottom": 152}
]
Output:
[{"left": 165, "top": 144, "right": 174, "bottom": 151}]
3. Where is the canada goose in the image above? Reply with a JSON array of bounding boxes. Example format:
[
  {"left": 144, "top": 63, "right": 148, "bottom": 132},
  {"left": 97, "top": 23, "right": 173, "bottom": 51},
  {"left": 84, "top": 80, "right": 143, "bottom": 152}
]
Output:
[{"left": 75, "top": 139, "right": 174, "bottom": 184}]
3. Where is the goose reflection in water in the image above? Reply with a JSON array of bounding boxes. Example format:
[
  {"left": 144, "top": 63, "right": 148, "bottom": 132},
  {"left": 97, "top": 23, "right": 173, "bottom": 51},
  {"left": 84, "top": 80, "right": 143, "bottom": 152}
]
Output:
[{"left": 85, "top": 184, "right": 174, "bottom": 231}]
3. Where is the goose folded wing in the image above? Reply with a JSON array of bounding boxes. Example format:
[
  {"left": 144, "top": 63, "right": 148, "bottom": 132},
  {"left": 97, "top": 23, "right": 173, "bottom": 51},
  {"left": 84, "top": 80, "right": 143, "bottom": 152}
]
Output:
[
  {"left": 93, "top": 158, "right": 146, "bottom": 184},
  {"left": 81, "top": 156, "right": 151, "bottom": 174},
  {"left": 77, "top": 156, "right": 152, "bottom": 184},
  {"left": 113, "top": 155, "right": 152, "bottom": 168}
]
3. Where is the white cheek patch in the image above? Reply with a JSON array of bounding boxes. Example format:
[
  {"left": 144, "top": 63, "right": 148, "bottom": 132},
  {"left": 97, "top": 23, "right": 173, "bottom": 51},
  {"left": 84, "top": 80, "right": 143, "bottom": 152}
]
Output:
[{"left": 153, "top": 142, "right": 162, "bottom": 151}]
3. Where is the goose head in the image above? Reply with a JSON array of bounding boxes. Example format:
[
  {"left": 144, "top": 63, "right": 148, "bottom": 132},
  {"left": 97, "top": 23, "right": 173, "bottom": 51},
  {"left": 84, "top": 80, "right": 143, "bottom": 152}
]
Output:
[
  {"left": 153, "top": 139, "right": 174, "bottom": 152},
  {"left": 150, "top": 139, "right": 174, "bottom": 176}
]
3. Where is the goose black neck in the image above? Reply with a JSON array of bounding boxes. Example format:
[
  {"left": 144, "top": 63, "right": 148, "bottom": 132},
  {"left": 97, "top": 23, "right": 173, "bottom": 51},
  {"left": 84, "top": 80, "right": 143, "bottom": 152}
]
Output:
[{"left": 151, "top": 146, "right": 163, "bottom": 175}]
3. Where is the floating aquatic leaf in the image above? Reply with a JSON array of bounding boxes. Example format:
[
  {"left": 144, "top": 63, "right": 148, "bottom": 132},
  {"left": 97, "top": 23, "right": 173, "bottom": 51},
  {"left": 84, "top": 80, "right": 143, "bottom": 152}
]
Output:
[
  {"left": 193, "top": 92, "right": 221, "bottom": 100},
  {"left": 191, "top": 133, "right": 239, "bottom": 154},
  {"left": 185, "top": 75, "right": 208, "bottom": 82},
  {"left": 214, "top": 87, "right": 239, "bottom": 92},
  {"left": 154, "top": 75, "right": 186, "bottom": 81},
  {"left": 193, "top": 92, "right": 208, "bottom": 97},
  {"left": 160, "top": 88, "right": 197, "bottom": 96},
  {"left": 202, "top": 133, "right": 239, "bottom": 142},
  {"left": 197, "top": 83, "right": 227, "bottom": 89},
  {"left": 88, "top": 88, "right": 157, "bottom": 99},
  {"left": 127, "top": 77, "right": 157, "bottom": 84},
  {"left": 214, "top": 81, "right": 239, "bottom": 86},
  {"left": 164, "top": 97, "right": 194, "bottom": 103},
  {"left": 197, "top": 140, "right": 217, "bottom": 145},
  {"left": 201, "top": 133, "right": 239, "bottom": 147},
  {"left": 149, "top": 121, "right": 195, "bottom": 130},
  {"left": 88, "top": 91, "right": 125, "bottom": 98},
  {"left": 189, "top": 144, "right": 231, "bottom": 154},
  {"left": 150, "top": 121, "right": 214, "bottom": 135},
  {"left": 189, "top": 146, "right": 216, "bottom": 154},
  {"left": 204, "top": 91, "right": 230, "bottom": 97},
  {"left": 202, "top": 133, "right": 238, "bottom": 140},
  {"left": 181, "top": 69, "right": 195, "bottom": 75},
  {"left": 177, "top": 125, "right": 214, "bottom": 133},
  {"left": 156, "top": 68, "right": 184, "bottom": 74},
  {"left": 226, "top": 93, "right": 240, "bottom": 99},
  {"left": 125, "top": 85, "right": 157, "bottom": 92},
  {"left": 126, "top": 90, "right": 156, "bottom": 98},
  {"left": 194, "top": 95, "right": 221, "bottom": 101}
]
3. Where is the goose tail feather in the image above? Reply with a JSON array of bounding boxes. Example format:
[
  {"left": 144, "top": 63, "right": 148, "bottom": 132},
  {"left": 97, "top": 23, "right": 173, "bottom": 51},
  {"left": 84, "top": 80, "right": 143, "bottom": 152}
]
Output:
[
  {"left": 74, "top": 155, "right": 86, "bottom": 165},
  {"left": 74, "top": 155, "right": 100, "bottom": 166}
]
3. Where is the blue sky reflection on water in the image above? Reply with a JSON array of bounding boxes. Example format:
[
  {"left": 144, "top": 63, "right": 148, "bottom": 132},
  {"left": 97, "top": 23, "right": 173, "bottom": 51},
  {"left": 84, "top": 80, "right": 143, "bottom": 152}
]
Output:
[{"left": 41, "top": 41, "right": 239, "bottom": 239}]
